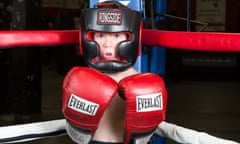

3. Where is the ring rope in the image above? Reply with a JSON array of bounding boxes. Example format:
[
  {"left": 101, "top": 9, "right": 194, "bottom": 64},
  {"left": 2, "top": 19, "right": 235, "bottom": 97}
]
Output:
[
  {"left": 1, "top": 30, "right": 240, "bottom": 52},
  {"left": 0, "top": 119, "right": 66, "bottom": 143}
]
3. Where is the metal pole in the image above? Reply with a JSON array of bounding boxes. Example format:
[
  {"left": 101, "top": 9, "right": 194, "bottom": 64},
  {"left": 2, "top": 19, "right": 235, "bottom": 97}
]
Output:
[{"left": 187, "top": 0, "right": 191, "bottom": 31}]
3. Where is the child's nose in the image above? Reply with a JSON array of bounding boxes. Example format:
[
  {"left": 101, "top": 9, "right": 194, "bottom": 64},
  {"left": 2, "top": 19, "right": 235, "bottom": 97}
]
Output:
[{"left": 103, "top": 36, "right": 114, "bottom": 48}]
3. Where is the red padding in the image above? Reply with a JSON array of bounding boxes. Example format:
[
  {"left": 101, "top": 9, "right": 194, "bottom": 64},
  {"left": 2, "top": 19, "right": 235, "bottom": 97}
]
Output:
[
  {"left": 142, "top": 29, "right": 240, "bottom": 52},
  {"left": 0, "top": 30, "right": 79, "bottom": 47}
]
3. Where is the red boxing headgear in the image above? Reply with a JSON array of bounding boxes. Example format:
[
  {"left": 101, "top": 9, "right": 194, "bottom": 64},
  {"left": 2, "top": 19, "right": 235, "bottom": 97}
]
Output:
[{"left": 80, "top": 1, "right": 142, "bottom": 73}]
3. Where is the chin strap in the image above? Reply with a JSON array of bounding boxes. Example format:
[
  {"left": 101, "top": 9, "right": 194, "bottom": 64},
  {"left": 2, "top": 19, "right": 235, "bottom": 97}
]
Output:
[{"left": 88, "top": 61, "right": 132, "bottom": 73}]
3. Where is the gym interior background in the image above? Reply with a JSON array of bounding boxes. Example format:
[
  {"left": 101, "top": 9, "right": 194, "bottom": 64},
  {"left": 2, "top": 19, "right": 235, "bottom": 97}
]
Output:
[{"left": 0, "top": 0, "right": 240, "bottom": 143}]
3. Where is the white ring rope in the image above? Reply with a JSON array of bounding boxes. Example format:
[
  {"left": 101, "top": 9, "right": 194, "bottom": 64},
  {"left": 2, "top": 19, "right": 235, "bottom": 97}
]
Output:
[
  {"left": 0, "top": 119, "right": 239, "bottom": 144},
  {"left": 0, "top": 119, "right": 67, "bottom": 143}
]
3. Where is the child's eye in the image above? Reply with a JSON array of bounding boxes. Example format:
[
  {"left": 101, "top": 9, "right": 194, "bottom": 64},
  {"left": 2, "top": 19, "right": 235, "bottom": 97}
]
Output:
[
  {"left": 115, "top": 34, "right": 119, "bottom": 38},
  {"left": 94, "top": 33, "right": 105, "bottom": 38},
  {"left": 114, "top": 34, "right": 120, "bottom": 38},
  {"left": 98, "top": 33, "right": 104, "bottom": 38}
]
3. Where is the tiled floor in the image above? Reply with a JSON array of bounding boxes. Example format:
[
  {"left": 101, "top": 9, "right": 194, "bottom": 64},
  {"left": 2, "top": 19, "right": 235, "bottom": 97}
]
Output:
[{"left": 2, "top": 63, "right": 240, "bottom": 144}]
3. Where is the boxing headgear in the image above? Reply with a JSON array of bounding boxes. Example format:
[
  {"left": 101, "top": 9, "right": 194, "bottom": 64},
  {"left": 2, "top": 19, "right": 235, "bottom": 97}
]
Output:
[{"left": 80, "top": 1, "right": 142, "bottom": 73}]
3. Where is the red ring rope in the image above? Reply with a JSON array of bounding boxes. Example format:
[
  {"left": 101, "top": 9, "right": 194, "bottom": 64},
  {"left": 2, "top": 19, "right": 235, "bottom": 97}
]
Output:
[{"left": 1, "top": 29, "right": 240, "bottom": 52}]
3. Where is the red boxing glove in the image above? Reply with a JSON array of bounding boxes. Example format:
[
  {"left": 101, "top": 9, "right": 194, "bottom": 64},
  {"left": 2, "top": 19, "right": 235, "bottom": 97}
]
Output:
[
  {"left": 119, "top": 73, "right": 168, "bottom": 144},
  {"left": 62, "top": 67, "right": 118, "bottom": 144}
]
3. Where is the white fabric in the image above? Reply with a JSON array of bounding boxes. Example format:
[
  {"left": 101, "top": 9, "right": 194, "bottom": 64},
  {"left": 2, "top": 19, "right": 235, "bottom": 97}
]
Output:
[
  {"left": 135, "top": 133, "right": 154, "bottom": 144},
  {"left": 65, "top": 121, "right": 92, "bottom": 144},
  {"left": 155, "top": 121, "right": 239, "bottom": 144}
]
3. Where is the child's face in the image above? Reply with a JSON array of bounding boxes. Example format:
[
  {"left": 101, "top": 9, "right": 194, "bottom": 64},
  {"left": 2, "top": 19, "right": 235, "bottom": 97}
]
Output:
[{"left": 93, "top": 32, "right": 127, "bottom": 61}]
